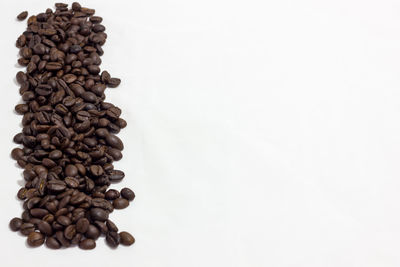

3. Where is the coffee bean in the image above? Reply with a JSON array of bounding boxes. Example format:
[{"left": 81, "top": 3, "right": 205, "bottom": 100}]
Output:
[
  {"left": 90, "top": 208, "right": 109, "bottom": 221},
  {"left": 57, "top": 215, "right": 72, "bottom": 226},
  {"left": 113, "top": 198, "right": 129, "bottom": 209},
  {"left": 85, "top": 224, "right": 100, "bottom": 239},
  {"left": 17, "top": 11, "right": 28, "bottom": 20},
  {"left": 106, "top": 231, "right": 120, "bottom": 247},
  {"left": 65, "top": 164, "right": 78, "bottom": 177},
  {"left": 65, "top": 177, "right": 80, "bottom": 188},
  {"left": 9, "top": 217, "right": 23, "bottom": 231},
  {"left": 20, "top": 223, "right": 35, "bottom": 235},
  {"left": 105, "top": 189, "right": 120, "bottom": 200},
  {"left": 37, "top": 220, "right": 52, "bottom": 236},
  {"left": 79, "top": 238, "right": 96, "bottom": 250},
  {"left": 27, "top": 232, "right": 45, "bottom": 247},
  {"left": 76, "top": 218, "right": 89, "bottom": 233},
  {"left": 46, "top": 236, "right": 61, "bottom": 249},
  {"left": 121, "top": 188, "right": 135, "bottom": 201},
  {"left": 107, "top": 77, "right": 121, "bottom": 88},
  {"left": 47, "top": 180, "right": 66, "bottom": 192},
  {"left": 64, "top": 225, "right": 77, "bottom": 240},
  {"left": 119, "top": 231, "right": 135, "bottom": 246},
  {"left": 106, "top": 220, "right": 118, "bottom": 232},
  {"left": 109, "top": 170, "right": 125, "bottom": 182},
  {"left": 105, "top": 134, "right": 124, "bottom": 150},
  {"left": 11, "top": 148, "right": 24, "bottom": 160},
  {"left": 90, "top": 165, "right": 104, "bottom": 176}
]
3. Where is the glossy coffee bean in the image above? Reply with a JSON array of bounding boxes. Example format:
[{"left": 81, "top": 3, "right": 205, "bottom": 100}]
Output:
[
  {"left": 119, "top": 231, "right": 135, "bottom": 246},
  {"left": 121, "top": 188, "right": 135, "bottom": 201},
  {"left": 106, "top": 231, "right": 120, "bottom": 247},
  {"left": 9, "top": 217, "right": 23, "bottom": 231},
  {"left": 79, "top": 238, "right": 96, "bottom": 250},
  {"left": 27, "top": 232, "right": 45, "bottom": 247},
  {"left": 113, "top": 198, "right": 129, "bottom": 209}
]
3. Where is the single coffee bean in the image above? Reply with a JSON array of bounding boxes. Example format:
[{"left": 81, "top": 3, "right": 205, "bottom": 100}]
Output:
[
  {"left": 90, "top": 165, "right": 104, "bottom": 176},
  {"left": 109, "top": 170, "right": 125, "bottom": 182},
  {"left": 11, "top": 148, "right": 24, "bottom": 160},
  {"left": 9, "top": 217, "right": 23, "bottom": 231},
  {"left": 119, "top": 231, "right": 135, "bottom": 246},
  {"left": 27, "top": 232, "right": 45, "bottom": 247},
  {"left": 37, "top": 220, "right": 52, "bottom": 236},
  {"left": 106, "top": 231, "right": 120, "bottom": 247},
  {"left": 121, "top": 188, "right": 135, "bottom": 201},
  {"left": 17, "top": 11, "right": 28, "bottom": 20},
  {"left": 105, "top": 134, "right": 124, "bottom": 150},
  {"left": 113, "top": 198, "right": 129, "bottom": 209},
  {"left": 46, "top": 236, "right": 61, "bottom": 249},
  {"left": 76, "top": 218, "right": 89, "bottom": 233},
  {"left": 106, "top": 220, "right": 118, "bottom": 232},
  {"left": 57, "top": 215, "right": 72, "bottom": 226},
  {"left": 20, "top": 223, "right": 35, "bottom": 235},
  {"left": 90, "top": 208, "right": 109, "bottom": 221},
  {"left": 105, "top": 189, "right": 120, "bottom": 200},
  {"left": 107, "top": 77, "right": 121, "bottom": 88},
  {"left": 65, "top": 164, "right": 78, "bottom": 177},
  {"left": 79, "top": 238, "right": 96, "bottom": 250},
  {"left": 64, "top": 225, "right": 77, "bottom": 240},
  {"left": 85, "top": 224, "right": 100, "bottom": 239}
]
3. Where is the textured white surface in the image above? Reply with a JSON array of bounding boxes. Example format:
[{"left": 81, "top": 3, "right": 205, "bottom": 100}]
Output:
[{"left": 2, "top": 0, "right": 400, "bottom": 266}]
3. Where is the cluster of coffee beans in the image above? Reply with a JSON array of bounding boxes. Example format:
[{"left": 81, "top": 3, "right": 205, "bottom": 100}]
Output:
[{"left": 9, "top": 2, "right": 135, "bottom": 249}]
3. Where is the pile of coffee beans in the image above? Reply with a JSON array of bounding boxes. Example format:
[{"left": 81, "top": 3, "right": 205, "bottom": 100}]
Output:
[{"left": 9, "top": 2, "right": 135, "bottom": 249}]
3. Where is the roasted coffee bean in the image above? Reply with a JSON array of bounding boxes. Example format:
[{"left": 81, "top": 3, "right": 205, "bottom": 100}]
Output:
[
  {"left": 90, "top": 165, "right": 104, "bottom": 176},
  {"left": 64, "top": 225, "right": 77, "bottom": 240},
  {"left": 76, "top": 218, "right": 89, "bottom": 233},
  {"left": 105, "top": 134, "right": 124, "bottom": 150},
  {"left": 9, "top": 217, "right": 23, "bottom": 231},
  {"left": 85, "top": 224, "right": 100, "bottom": 239},
  {"left": 37, "top": 220, "right": 53, "bottom": 236},
  {"left": 106, "top": 220, "right": 118, "bottom": 232},
  {"left": 17, "top": 11, "right": 28, "bottom": 20},
  {"left": 65, "top": 164, "right": 78, "bottom": 177},
  {"left": 65, "top": 177, "right": 80, "bottom": 188},
  {"left": 105, "top": 189, "right": 120, "bottom": 200},
  {"left": 11, "top": 148, "right": 24, "bottom": 160},
  {"left": 47, "top": 180, "right": 66, "bottom": 192},
  {"left": 57, "top": 215, "right": 72, "bottom": 226},
  {"left": 90, "top": 208, "right": 109, "bottom": 221},
  {"left": 119, "top": 231, "right": 135, "bottom": 246},
  {"left": 107, "top": 77, "right": 121, "bottom": 88},
  {"left": 20, "top": 223, "right": 35, "bottom": 235},
  {"left": 27, "top": 232, "right": 45, "bottom": 247},
  {"left": 109, "top": 170, "right": 125, "bottom": 182},
  {"left": 121, "top": 188, "right": 135, "bottom": 201},
  {"left": 106, "top": 231, "right": 120, "bottom": 247},
  {"left": 46, "top": 236, "right": 61, "bottom": 249},
  {"left": 79, "top": 238, "right": 96, "bottom": 250},
  {"left": 113, "top": 198, "right": 129, "bottom": 209}
]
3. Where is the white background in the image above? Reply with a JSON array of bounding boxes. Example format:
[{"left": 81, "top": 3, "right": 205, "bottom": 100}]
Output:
[{"left": 1, "top": 0, "right": 400, "bottom": 266}]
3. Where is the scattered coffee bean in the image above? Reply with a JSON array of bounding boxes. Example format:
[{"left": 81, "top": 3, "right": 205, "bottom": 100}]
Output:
[
  {"left": 113, "top": 198, "right": 129, "bottom": 209},
  {"left": 105, "top": 231, "right": 120, "bottom": 247},
  {"left": 17, "top": 11, "right": 28, "bottom": 21},
  {"left": 9, "top": 217, "right": 23, "bottom": 231},
  {"left": 121, "top": 188, "right": 135, "bottom": 201},
  {"left": 119, "top": 231, "right": 135, "bottom": 246}
]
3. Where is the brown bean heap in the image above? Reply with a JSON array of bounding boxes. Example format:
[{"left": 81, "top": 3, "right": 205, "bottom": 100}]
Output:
[{"left": 9, "top": 2, "right": 135, "bottom": 249}]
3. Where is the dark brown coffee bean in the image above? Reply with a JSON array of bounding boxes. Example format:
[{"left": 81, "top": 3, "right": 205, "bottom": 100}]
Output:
[
  {"left": 27, "top": 232, "right": 45, "bottom": 247},
  {"left": 76, "top": 218, "right": 89, "bottom": 233},
  {"left": 20, "top": 223, "right": 35, "bottom": 235},
  {"left": 57, "top": 215, "right": 72, "bottom": 226},
  {"left": 90, "top": 165, "right": 104, "bottom": 176},
  {"left": 106, "top": 220, "right": 118, "bottom": 232},
  {"left": 119, "top": 231, "right": 135, "bottom": 246},
  {"left": 37, "top": 220, "right": 52, "bottom": 236},
  {"left": 65, "top": 164, "right": 78, "bottom": 177},
  {"left": 47, "top": 180, "right": 66, "bottom": 192},
  {"left": 46, "top": 236, "right": 61, "bottom": 249},
  {"left": 56, "top": 230, "right": 71, "bottom": 247},
  {"left": 9, "top": 217, "right": 23, "bottom": 231},
  {"left": 105, "top": 189, "right": 120, "bottom": 200},
  {"left": 109, "top": 170, "right": 125, "bottom": 182},
  {"left": 85, "top": 225, "right": 100, "bottom": 239},
  {"left": 113, "top": 198, "right": 129, "bottom": 209},
  {"left": 105, "top": 134, "right": 124, "bottom": 150},
  {"left": 72, "top": 2, "right": 81, "bottom": 11},
  {"left": 107, "top": 77, "right": 121, "bottom": 88},
  {"left": 64, "top": 225, "right": 77, "bottom": 240},
  {"left": 90, "top": 208, "right": 109, "bottom": 221},
  {"left": 106, "top": 231, "right": 120, "bottom": 247},
  {"left": 121, "top": 188, "right": 135, "bottom": 201},
  {"left": 30, "top": 208, "right": 49, "bottom": 218},
  {"left": 11, "top": 148, "right": 24, "bottom": 160},
  {"left": 17, "top": 11, "right": 28, "bottom": 20},
  {"left": 65, "top": 177, "right": 80, "bottom": 188},
  {"left": 79, "top": 238, "right": 96, "bottom": 250}
]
